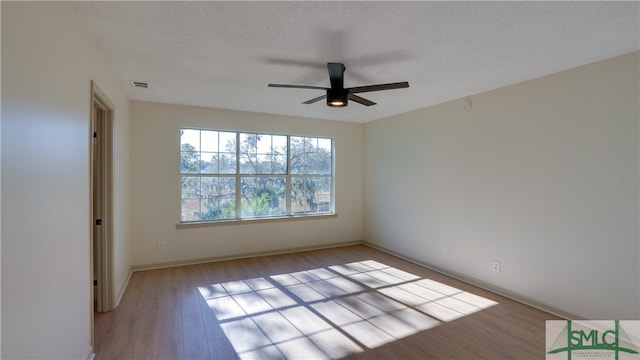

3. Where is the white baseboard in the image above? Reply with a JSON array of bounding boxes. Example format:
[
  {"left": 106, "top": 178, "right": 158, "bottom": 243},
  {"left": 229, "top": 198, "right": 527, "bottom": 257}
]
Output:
[
  {"left": 131, "top": 240, "right": 364, "bottom": 272},
  {"left": 84, "top": 346, "right": 95, "bottom": 360},
  {"left": 115, "top": 269, "right": 133, "bottom": 307},
  {"left": 363, "top": 241, "right": 577, "bottom": 320}
]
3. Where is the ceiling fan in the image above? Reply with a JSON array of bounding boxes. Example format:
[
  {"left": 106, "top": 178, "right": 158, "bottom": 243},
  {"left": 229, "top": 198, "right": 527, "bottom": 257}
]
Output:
[{"left": 268, "top": 62, "right": 409, "bottom": 107}]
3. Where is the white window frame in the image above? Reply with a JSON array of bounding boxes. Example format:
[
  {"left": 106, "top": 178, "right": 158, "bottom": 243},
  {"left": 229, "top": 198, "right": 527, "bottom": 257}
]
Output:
[{"left": 179, "top": 128, "right": 335, "bottom": 224}]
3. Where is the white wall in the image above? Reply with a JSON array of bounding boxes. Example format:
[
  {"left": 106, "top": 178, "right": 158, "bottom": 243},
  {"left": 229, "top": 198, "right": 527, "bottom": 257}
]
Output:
[
  {"left": 364, "top": 52, "right": 639, "bottom": 320},
  {"left": 130, "top": 101, "right": 363, "bottom": 267},
  {"left": 1, "top": 2, "right": 131, "bottom": 358}
]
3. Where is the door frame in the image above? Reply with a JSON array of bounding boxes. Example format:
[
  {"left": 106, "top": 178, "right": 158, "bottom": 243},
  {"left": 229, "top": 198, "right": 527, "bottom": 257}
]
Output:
[{"left": 90, "top": 81, "right": 115, "bottom": 344}]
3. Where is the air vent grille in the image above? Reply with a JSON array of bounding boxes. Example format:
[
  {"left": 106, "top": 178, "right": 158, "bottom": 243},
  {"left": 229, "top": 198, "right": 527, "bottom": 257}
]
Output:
[{"left": 130, "top": 81, "right": 150, "bottom": 89}]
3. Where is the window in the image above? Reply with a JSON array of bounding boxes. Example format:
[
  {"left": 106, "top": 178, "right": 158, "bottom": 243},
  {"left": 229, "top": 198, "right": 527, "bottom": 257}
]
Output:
[{"left": 180, "top": 128, "right": 333, "bottom": 223}]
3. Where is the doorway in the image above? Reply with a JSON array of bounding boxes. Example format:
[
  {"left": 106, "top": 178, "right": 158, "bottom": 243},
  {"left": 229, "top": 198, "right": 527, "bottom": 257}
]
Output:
[{"left": 90, "top": 81, "right": 115, "bottom": 347}]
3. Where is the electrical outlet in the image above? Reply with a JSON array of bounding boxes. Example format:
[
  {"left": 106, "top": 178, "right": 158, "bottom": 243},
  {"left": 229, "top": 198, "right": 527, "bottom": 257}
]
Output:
[
  {"left": 492, "top": 260, "right": 501, "bottom": 272},
  {"left": 158, "top": 241, "right": 166, "bottom": 252}
]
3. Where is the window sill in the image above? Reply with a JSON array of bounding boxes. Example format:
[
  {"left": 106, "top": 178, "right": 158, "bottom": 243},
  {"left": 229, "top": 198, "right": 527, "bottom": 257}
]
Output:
[{"left": 176, "top": 213, "right": 337, "bottom": 229}]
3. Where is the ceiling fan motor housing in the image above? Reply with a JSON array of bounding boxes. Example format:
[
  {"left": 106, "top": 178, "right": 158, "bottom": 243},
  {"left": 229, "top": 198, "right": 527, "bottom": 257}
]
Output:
[{"left": 327, "top": 88, "right": 348, "bottom": 107}]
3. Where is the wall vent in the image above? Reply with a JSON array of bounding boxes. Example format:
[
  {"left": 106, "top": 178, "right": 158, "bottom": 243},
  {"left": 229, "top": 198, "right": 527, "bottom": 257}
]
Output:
[{"left": 130, "top": 81, "right": 150, "bottom": 89}]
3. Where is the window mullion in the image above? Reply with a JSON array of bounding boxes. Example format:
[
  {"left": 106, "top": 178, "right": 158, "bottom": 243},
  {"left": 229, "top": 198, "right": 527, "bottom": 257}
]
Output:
[
  {"left": 286, "top": 135, "right": 291, "bottom": 215},
  {"left": 235, "top": 132, "right": 241, "bottom": 219}
]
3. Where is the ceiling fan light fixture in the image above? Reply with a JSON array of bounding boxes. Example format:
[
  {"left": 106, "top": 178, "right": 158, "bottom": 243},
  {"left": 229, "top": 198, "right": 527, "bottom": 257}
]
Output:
[{"left": 327, "top": 88, "right": 348, "bottom": 107}]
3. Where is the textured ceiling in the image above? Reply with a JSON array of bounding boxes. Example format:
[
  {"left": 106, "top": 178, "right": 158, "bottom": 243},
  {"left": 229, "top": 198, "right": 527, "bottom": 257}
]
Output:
[{"left": 73, "top": 1, "right": 639, "bottom": 123}]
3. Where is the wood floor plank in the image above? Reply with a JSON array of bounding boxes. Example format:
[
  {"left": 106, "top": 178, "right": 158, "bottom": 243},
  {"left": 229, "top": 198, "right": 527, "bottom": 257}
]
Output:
[
  {"left": 183, "top": 312, "right": 210, "bottom": 359},
  {"left": 154, "top": 268, "right": 184, "bottom": 359},
  {"left": 94, "top": 245, "right": 560, "bottom": 359}
]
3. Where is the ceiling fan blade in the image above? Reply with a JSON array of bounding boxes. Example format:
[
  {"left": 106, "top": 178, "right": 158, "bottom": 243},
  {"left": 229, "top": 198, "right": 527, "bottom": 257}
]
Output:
[
  {"left": 347, "top": 81, "right": 409, "bottom": 94},
  {"left": 303, "top": 94, "right": 327, "bottom": 104},
  {"left": 268, "top": 84, "right": 327, "bottom": 90},
  {"left": 348, "top": 94, "right": 376, "bottom": 106},
  {"left": 327, "top": 63, "right": 345, "bottom": 89}
]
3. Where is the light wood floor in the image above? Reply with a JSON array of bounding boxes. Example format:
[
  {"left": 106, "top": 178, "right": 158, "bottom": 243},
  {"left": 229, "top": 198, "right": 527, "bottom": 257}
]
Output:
[{"left": 94, "top": 245, "right": 560, "bottom": 359}]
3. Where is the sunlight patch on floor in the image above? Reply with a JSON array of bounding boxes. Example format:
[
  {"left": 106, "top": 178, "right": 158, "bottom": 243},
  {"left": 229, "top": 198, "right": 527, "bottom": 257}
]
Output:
[{"left": 198, "top": 260, "right": 498, "bottom": 359}]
